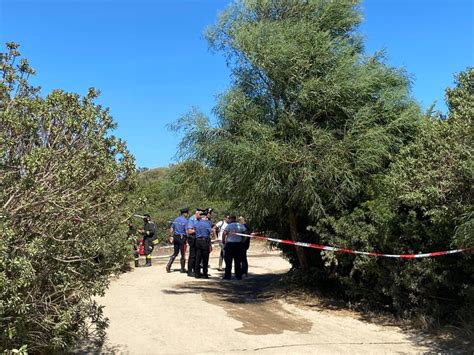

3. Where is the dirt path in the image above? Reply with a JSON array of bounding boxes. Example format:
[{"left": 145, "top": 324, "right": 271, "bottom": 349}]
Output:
[{"left": 96, "top": 244, "right": 439, "bottom": 354}]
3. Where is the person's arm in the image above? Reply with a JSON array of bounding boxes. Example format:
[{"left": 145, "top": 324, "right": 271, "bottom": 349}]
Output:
[
  {"left": 187, "top": 219, "right": 195, "bottom": 235},
  {"left": 223, "top": 225, "right": 229, "bottom": 244},
  {"left": 169, "top": 225, "right": 174, "bottom": 243},
  {"left": 212, "top": 221, "right": 221, "bottom": 240}
]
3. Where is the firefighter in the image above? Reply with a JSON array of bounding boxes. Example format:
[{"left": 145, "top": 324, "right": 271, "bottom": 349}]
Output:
[
  {"left": 166, "top": 207, "right": 189, "bottom": 273},
  {"left": 138, "top": 214, "right": 157, "bottom": 267}
]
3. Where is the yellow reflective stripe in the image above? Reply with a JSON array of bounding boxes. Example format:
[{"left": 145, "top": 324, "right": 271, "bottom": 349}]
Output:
[{"left": 146, "top": 255, "right": 152, "bottom": 259}]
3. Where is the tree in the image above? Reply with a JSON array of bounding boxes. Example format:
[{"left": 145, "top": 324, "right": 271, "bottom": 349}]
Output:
[
  {"left": 0, "top": 43, "right": 136, "bottom": 352},
  {"left": 132, "top": 161, "right": 232, "bottom": 233},
  {"left": 176, "top": 0, "right": 421, "bottom": 271},
  {"left": 306, "top": 68, "right": 473, "bottom": 326}
]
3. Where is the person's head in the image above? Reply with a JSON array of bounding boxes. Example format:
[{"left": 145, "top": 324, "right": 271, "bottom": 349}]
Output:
[
  {"left": 180, "top": 207, "right": 189, "bottom": 217},
  {"left": 200, "top": 211, "right": 208, "bottom": 220},
  {"left": 143, "top": 214, "right": 151, "bottom": 223},
  {"left": 239, "top": 216, "right": 246, "bottom": 224},
  {"left": 195, "top": 208, "right": 205, "bottom": 219},
  {"left": 228, "top": 214, "right": 237, "bottom": 223},
  {"left": 224, "top": 213, "right": 230, "bottom": 222}
]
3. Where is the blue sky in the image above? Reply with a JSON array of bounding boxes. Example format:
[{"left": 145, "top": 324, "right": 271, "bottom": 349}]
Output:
[{"left": 1, "top": 0, "right": 472, "bottom": 168}]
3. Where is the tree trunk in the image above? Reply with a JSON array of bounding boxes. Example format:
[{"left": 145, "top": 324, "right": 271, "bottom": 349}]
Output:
[{"left": 288, "top": 208, "right": 310, "bottom": 271}]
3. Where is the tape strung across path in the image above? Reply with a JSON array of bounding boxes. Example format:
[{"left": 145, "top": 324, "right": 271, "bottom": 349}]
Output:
[{"left": 235, "top": 233, "right": 473, "bottom": 259}]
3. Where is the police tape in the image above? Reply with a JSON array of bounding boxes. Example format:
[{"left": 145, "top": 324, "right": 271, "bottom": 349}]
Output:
[{"left": 234, "top": 233, "right": 473, "bottom": 259}]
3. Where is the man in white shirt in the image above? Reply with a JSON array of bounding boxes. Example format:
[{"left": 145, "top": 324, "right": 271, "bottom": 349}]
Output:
[{"left": 212, "top": 214, "right": 229, "bottom": 271}]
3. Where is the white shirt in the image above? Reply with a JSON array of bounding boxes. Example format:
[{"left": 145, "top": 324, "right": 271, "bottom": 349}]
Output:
[{"left": 215, "top": 220, "right": 228, "bottom": 241}]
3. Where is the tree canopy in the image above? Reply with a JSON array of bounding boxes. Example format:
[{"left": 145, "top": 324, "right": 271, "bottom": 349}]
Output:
[
  {"left": 175, "top": 0, "right": 473, "bottom": 326},
  {"left": 177, "top": 0, "right": 421, "bottom": 269}
]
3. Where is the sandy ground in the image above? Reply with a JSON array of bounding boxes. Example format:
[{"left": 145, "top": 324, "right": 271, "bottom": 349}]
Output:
[{"left": 93, "top": 243, "right": 443, "bottom": 354}]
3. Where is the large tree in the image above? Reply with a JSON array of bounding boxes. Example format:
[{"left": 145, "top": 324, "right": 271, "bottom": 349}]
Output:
[
  {"left": 0, "top": 43, "right": 136, "bottom": 352},
  {"left": 176, "top": 0, "right": 421, "bottom": 270}
]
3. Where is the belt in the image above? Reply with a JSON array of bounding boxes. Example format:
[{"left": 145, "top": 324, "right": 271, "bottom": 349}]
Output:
[
  {"left": 174, "top": 234, "right": 186, "bottom": 237},
  {"left": 196, "top": 236, "right": 210, "bottom": 239}
]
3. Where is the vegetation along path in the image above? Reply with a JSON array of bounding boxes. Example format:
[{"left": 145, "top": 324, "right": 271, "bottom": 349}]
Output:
[{"left": 93, "top": 243, "right": 442, "bottom": 354}]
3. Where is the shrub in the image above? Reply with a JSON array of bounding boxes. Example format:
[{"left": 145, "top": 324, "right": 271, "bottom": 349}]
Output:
[{"left": 0, "top": 43, "right": 136, "bottom": 352}]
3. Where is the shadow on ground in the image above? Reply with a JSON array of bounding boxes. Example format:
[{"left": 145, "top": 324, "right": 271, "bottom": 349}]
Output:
[
  {"left": 162, "top": 271, "right": 472, "bottom": 352},
  {"left": 163, "top": 272, "right": 313, "bottom": 335}
]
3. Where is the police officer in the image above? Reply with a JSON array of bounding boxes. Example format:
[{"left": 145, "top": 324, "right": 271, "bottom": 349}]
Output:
[
  {"left": 222, "top": 215, "right": 247, "bottom": 280},
  {"left": 186, "top": 208, "right": 203, "bottom": 277},
  {"left": 166, "top": 208, "right": 189, "bottom": 273},
  {"left": 138, "top": 214, "right": 157, "bottom": 267},
  {"left": 194, "top": 210, "right": 213, "bottom": 278}
]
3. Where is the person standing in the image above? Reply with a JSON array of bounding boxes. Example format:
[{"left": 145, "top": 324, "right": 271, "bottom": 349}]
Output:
[
  {"left": 166, "top": 208, "right": 189, "bottom": 273},
  {"left": 238, "top": 216, "right": 250, "bottom": 277},
  {"left": 213, "top": 214, "right": 229, "bottom": 271},
  {"left": 138, "top": 214, "right": 157, "bottom": 267},
  {"left": 186, "top": 208, "right": 203, "bottom": 277},
  {"left": 194, "top": 211, "right": 213, "bottom": 278},
  {"left": 222, "top": 215, "right": 247, "bottom": 280}
]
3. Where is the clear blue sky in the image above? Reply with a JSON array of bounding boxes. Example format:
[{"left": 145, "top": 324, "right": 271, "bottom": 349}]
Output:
[{"left": 1, "top": 0, "right": 472, "bottom": 168}]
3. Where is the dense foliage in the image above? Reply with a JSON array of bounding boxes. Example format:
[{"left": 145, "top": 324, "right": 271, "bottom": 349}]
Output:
[
  {"left": 0, "top": 43, "right": 136, "bottom": 352},
  {"left": 314, "top": 69, "right": 473, "bottom": 325},
  {"left": 175, "top": 0, "right": 473, "bottom": 326},
  {"left": 133, "top": 161, "right": 231, "bottom": 235}
]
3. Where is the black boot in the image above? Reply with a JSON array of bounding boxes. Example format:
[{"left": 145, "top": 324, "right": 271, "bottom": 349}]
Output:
[
  {"left": 180, "top": 258, "right": 187, "bottom": 273},
  {"left": 166, "top": 255, "right": 176, "bottom": 273},
  {"left": 145, "top": 257, "right": 152, "bottom": 267},
  {"left": 134, "top": 259, "right": 140, "bottom": 267}
]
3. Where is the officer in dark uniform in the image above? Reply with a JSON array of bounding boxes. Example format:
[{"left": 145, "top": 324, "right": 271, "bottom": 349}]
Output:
[
  {"left": 166, "top": 207, "right": 189, "bottom": 273},
  {"left": 138, "top": 214, "right": 157, "bottom": 267},
  {"left": 194, "top": 210, "right": 213, "bottom": 278},
  {"left": 186, "top": 208, "right": 203, "bottom": 277}
]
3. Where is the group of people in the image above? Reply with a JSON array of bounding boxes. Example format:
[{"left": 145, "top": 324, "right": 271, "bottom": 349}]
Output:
[{"left": 130, "top": 207, "right": 251, "bottom": 280}]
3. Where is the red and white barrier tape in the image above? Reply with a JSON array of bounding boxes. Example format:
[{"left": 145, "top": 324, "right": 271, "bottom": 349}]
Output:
[{"left": 235, "top": 233, "right": 473, "bottom": 259}]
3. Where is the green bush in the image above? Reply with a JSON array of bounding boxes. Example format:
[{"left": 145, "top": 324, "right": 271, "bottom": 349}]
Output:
[
  {"left": 0, "top": 43, "right": 136, "bottom": 352},
  {"left": 315, "top": 68, "right": 473, "bottom": 325},
  {"left": 133, "top": 161, "right": 232, "bottom": 233}
]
